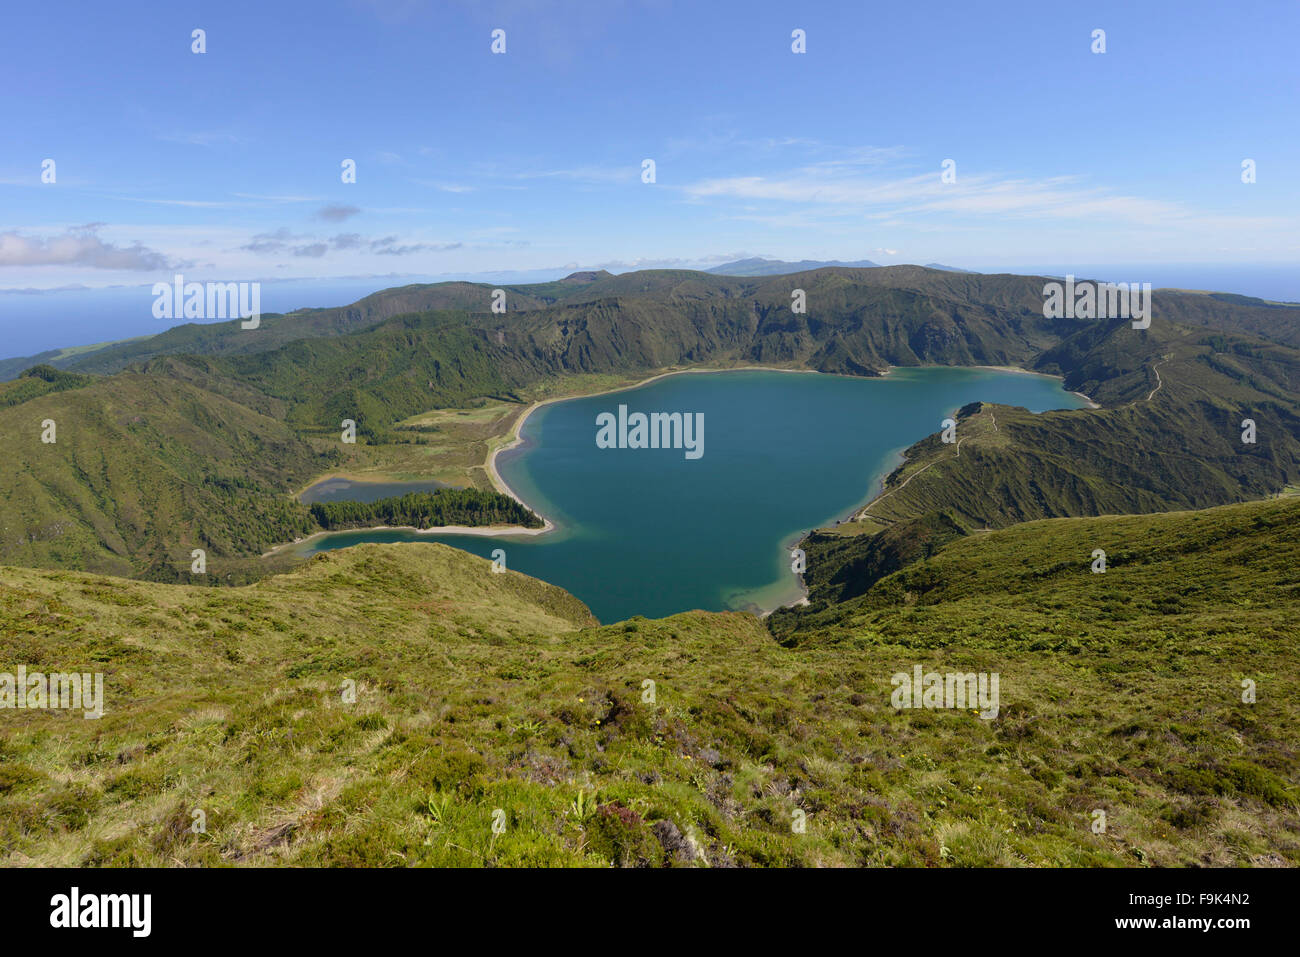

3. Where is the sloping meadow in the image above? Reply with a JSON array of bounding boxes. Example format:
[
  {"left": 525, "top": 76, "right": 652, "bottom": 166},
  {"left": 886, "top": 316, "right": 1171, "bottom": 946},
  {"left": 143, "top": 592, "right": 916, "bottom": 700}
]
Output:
[{"left": 2, "top": 496, "right": 1296, "bottom": 866}]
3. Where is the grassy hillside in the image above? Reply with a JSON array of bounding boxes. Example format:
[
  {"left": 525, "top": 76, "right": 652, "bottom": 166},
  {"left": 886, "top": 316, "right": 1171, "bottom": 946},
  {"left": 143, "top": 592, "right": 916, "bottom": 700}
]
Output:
[
  {"left": 2, "top": 497, "right": 1296, "bottom": 867},
  {"left": 0, "top": 370, "right": 334, "bottom": 581},
  {"left": 201, "top": 267, "right": 1300, "bottom": 443},
  {"left": 8, "top": 281, "right": 568, "bottom": 380},
  {"left": 0, "top": 365, "right": 98, "bottom": 408}
]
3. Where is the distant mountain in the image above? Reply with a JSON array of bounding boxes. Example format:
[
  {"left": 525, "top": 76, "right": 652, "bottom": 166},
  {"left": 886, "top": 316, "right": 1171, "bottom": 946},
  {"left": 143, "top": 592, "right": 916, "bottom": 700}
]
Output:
[
  {"left": 0, "top": 271, "right": 627, "bottom": 381},
  {"left": 8, "top": 264, "right": 1300, "bottom": 385},
  {"left": 704, "top": 257, "right": 977, "bottom": 277},
  {"left": 557, "top": 270, "right": 613, "bottom": 284},
  {"left": 705, "top": 257, "right": 881, "bottom": 276}
]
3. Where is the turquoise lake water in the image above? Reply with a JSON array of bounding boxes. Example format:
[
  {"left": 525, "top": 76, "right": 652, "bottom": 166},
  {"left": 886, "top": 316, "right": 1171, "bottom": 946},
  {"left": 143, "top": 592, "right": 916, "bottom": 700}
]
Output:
[{"left": 296, "top": 368, "right": 1088, "bottom": 622}]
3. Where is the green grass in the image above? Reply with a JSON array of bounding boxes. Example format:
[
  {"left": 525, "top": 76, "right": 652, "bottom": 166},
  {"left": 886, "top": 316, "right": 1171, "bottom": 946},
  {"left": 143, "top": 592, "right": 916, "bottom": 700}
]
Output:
[
  {"left": 2, "top": 496, "right": 1296, "bottom": 867},
  {"left": 1, "top": 269, "right": 1298, "bottom": 867}
]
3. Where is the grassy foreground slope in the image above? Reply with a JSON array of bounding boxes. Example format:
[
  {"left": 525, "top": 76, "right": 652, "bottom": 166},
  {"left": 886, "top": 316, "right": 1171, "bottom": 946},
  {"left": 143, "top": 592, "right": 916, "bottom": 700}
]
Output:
[{"left": 2, "top": 497, "right": 1296, "bottom": 867}]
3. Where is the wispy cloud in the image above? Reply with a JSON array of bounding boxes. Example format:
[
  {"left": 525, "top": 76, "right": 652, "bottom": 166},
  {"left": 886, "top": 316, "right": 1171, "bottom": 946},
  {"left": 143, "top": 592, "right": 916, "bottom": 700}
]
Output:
[
  {"left": 315, "top": 204, "right": 362, "bottom": 222},
  {"left": 157, "top": 131, "right": 243, "bottom": 147},
  {"left": 104, "top": 195, "right": 242, "bottom": 208},
  {"left": 241, "top": 228, "right": 460, "bottom": 258},
  {"left": 231, "top": 193, "right": 322, "bottom": 204},
  {"left": 0, "top": 224, "right": 182, "bottom": 270},
  {"left": 683, "top": 161, "right": 1285, "bottom": 234},
  {"left": 408, "top": 177, "right": 478, "bottom": 193},
  {"left": 514, "top": 164, "right": 641, "bottom": 185},
  {"left": 88, "top": 191, "right": 323, "bottom": 210},
  {"left": 370, "top": 236, "right": 462, "bottom": 256}
]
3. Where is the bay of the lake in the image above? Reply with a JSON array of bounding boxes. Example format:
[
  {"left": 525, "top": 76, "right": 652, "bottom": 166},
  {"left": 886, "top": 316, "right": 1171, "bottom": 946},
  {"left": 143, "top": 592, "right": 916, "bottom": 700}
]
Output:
[{"left": 296, "top": 368, "right": 1090, "bottom": 622}]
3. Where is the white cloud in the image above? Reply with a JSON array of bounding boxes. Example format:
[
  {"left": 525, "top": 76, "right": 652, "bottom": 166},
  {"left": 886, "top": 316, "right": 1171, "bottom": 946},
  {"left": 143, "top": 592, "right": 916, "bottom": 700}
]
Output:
[
  {"left": 0, "top": 225, "right": 180, "bottom": 270},
  {"left": 683, "top": 163, "right": 1289, "bottom": 238}
]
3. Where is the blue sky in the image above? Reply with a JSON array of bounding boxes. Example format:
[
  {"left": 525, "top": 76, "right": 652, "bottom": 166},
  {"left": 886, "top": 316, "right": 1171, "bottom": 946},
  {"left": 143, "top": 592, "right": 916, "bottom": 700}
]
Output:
[{"left": 2, "top": 0, "right": 1297, "bottom": 291}]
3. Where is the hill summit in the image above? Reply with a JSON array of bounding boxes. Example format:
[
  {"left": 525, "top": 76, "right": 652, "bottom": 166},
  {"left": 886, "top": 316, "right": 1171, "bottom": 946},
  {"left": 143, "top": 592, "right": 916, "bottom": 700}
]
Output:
[{"left": 559, "top": 270, "right": 613, "bottom": 284}]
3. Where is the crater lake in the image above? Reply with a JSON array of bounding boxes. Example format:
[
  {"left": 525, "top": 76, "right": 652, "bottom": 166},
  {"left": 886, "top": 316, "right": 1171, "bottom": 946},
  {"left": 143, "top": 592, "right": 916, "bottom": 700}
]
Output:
[{"left": 294, "top": 367, "right": 1091, "bottom": 622}]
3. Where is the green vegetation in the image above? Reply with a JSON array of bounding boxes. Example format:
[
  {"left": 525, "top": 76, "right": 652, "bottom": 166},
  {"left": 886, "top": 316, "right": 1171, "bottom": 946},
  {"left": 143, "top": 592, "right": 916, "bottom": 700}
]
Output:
[
  {"left": 0, "top": 266, "right": 1297, "bottom": 593},
  {"left": 2, "top": 496, "right": 1296, "bottom": 866},
  {"left": 309, "top": 489, "right": 542, "bottom": 531},
  {"left": 0, "top": 365, "right": 96, "bottom": 408},
  {"left": 3, "top": 279, "right": 567, "bottom": 379},
  {"left": 0, "top": 369, "right": 331, "bottom": 583},
  {"left": 1, "top": 266, "right": 1297, "bottom": 867}
]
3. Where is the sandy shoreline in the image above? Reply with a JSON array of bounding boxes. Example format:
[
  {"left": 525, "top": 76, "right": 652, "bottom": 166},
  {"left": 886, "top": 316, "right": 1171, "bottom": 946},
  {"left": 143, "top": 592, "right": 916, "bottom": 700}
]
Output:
[
  {"left": 970, "top": 365, "right": 1101, "bottom": 409},
  {"left": 260, "top": 519, "right": 552, "bottom": 558}
]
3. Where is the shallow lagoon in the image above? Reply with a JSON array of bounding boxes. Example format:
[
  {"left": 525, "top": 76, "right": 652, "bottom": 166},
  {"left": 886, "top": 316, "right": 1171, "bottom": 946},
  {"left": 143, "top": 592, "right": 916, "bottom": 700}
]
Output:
[
  {"left": 298, "top": 368, "right": 1089, "bottom": 622},
  {"left": 299, "top": 476, "right": 449, "bottom": 504}
]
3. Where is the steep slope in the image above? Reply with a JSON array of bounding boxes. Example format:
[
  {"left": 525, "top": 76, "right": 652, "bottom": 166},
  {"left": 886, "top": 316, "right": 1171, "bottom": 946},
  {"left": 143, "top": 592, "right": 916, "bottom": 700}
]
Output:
[
  {"left": 2, "top": 499, "right": 1296, "bottom": 867},
  {"left": 1151, "top": 290, "right": 1300, "bottom": 349},
  {"left": 202, "top": 312, "right": 521, "bottom": 438},
  {"left": 205, "top": 266, "right": 1097, "bottom": 438},
  {"left": 0, "top": 370, "right": 334, "bottom": 580},
  {"left": 775, "top": 495, "right": 1300, "bottom": 652},
  {"left": 9, "top": 266, "right": 1298, "bottom": 381}
]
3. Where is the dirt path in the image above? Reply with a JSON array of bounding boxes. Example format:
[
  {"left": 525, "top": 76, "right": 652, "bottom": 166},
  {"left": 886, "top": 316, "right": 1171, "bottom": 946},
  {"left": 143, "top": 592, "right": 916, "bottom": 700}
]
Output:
[
  {"left": 1146, "top": 355, "right": 1172, "bottom": 402},
  {"left": 858, "top": 407, "right": 994, "bottom": 521},
  {"left": 859, "top": 459, "right": 938, "bottom": 520}
]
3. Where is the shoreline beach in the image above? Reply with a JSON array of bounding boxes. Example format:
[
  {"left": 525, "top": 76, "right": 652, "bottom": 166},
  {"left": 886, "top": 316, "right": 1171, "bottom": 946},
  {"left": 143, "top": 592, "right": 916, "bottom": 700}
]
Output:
[{"left": 260, "top": 518, "right": 554, "bottom": 558}]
